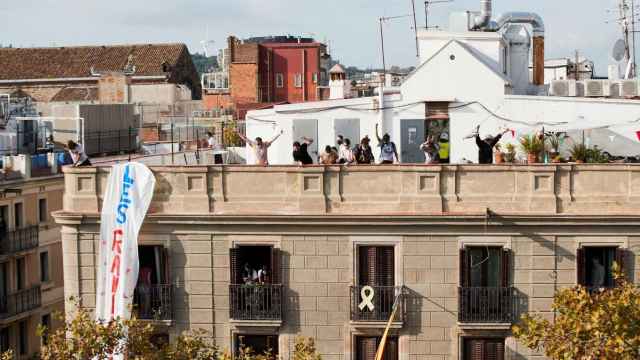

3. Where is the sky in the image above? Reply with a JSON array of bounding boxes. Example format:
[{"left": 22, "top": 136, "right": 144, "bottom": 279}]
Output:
[{"left": 0, "top": 0, "right": 629, "bottom": 75}]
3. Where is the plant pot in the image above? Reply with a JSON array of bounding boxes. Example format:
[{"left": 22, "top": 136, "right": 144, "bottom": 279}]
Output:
[
  {"left": 575, "top": 160, "right": 584, "bottom": 164},
  {"left": 494, "top": 152, "right": 504, "bottom": 164},
  {"left": 527, "top": 153, "right": 538, "bottom": 164},
  {"left": 551, "top": 158, "right": 561, "bottom": 164}
]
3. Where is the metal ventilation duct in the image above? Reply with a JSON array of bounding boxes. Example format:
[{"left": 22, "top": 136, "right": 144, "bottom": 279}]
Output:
[
  {"left": 495, "top": 12, "right": 546, "bottom": 86},
  {"left": 473, "top": 0, "right": 493, "bottom": 29}
]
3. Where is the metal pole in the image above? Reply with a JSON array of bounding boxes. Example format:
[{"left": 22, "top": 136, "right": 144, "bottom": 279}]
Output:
[
  {"left": 424, "top": 1, "right": 428, "bottom": 28},
  {"left": 171, "top": 122, "right": 174, "bottom": 165},
  {"left": 379, "top": 18, "right": 387, "bottom": 82},
  {"left": 411, "top": 0, "right": 420, "bottom": 58},
  {"left": 631, "top": 0, "right": 637, "bottom": 77}
]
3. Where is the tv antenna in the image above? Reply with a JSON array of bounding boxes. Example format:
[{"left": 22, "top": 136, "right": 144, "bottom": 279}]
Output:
[
  {"left": 379, "top": 14, "right": 413, "bottom": 80},
  {"left": 200, "top": 25, "right": 215, "bottom": 58},
  {"left": 424, "top": 0, "right": 453, "bottom": 30}
]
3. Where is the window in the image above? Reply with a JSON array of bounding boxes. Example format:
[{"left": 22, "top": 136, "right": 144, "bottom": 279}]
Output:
[
  {"left": 0, "top": 327, "right": 8, "bottom": 353},
  {"left": 235, "top": 334, "right": 278, "bottom": 358},
  {"left": 18, "top": 320, "right": 27, "bottom": 355},
  {"left": 356, "top": 336, "right": 398, "bottom": 360},
  {"left": 358, "top": 246, "right": 394, "bottom": 287},
  {"left": 578, "top": 246, "right": 625, "bottom": 288},
  {"left": 312, "top": 73, "right": 318, "bottom": 84},
  {"left": 294, "top": 73, "right": 303, "bottom": 88},
  {"left": 461, "top": 247, "right": 508, "bottom": 288},
  {"left": 16, "top": 257, "right": 25, "bottom": 291},
  {"left": 463, "top": 338, "right": 505, "bottom": 360},
  {"left": 38, "top": 198, "right": 47, "bottom": 223},
  {"left": 0, "top": 206, "right": 7, "bottom": 233},
  {"left": 13, "top": 202, "right": 22, "bottom": 228},
  {"left": 275, "top": 73, "right": 284, "bottom": 88},
  {"left": 40, "top": 252, "right": 49, "bottom": 282},
  {"left": 41, "top": 314, "right": 51, "bottom": 345},
  {"left": 135, "top": 246, "right": 171, "bottom": 320}
]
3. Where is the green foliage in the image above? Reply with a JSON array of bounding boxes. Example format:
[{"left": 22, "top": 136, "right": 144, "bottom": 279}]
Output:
[
  {"left": 586, "top": 146, "right": 609, "bottom": 163},
  {"left": 504, "top": 143, "right": 516, "bottom": 162},
  {"left": 223, "top": 121, "right": 243, "bottom": 147},
  {"left": 191, "top": 53, "right": 218, "bottom": 76},
  {"left": 293, "top": 337, "right": 322, "bottom": 360},
  {"left": 513, "top": 263, "right": 640, "bottom": 359},
  {"left": 569, "top": 143, "right": 588, "bottom": 162},
  {"left": 519, "top": 134, "right": 544, "bottom": 155}
]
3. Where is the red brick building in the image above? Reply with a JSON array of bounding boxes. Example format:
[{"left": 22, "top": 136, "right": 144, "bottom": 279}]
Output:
[{"left": 203, "top": 36, "right": 331, "bottom": 117}]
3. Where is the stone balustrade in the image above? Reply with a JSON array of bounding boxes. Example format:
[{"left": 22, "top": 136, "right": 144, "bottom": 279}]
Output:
[{"left": 60, "top": 164, "right": 640, "bottom": 216}]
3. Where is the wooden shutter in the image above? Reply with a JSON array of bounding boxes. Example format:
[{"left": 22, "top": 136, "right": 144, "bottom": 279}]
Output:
[
  {"left": 471, "top": 339, "right": 485, "bottom": 360},
  {"left": 615, "top": 248, "right": 627, "bottom": 284},
  {"left": 377, "top": 246, "right": 395, "bottom": 287},
  {"left": 501, "top": 248, "right": 511, "bottom": 287},
  {"left": 495, "top": 341, "right": 505, "bottom": 360},
  {"left": 230, "top": 248, "right": 241, "bottom": 284},
  {"left": 460, "top": 248, "right": 469, "bottom": 287},
  {"left": 383, "top": 337, "right": 399, "bottom": 360},
  {"left": 357, "top": 337, "right": 377, "bottom": 360},
  {"left": 486, "top": 340, "right": 505, "bottom": 360},
  {"left": 270, "top": 247, "right": 281, "bottom": 284},
  {"left": 576, "top": 247, "right": 585, "bottom": 286},
  {"left": 367, "top": 247, "right": 377, "bottom": 286}
]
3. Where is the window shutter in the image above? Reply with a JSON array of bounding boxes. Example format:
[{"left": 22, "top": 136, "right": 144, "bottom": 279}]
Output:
[
  {"left": 358, "top": 337, "right": 377, "bottom": 360},
  {"left": 367, "top": 247, "right": 377, "bottom": 286},
  {"left": 501, "top": 248, "right": 511, "bottom": 287},
  {"left": 495, "top": 341, "right": 505, "bottom": 360},
  {"left": 230, "top": 248, "right": 241, "bottom": 284},
  {"left": 270, "top": 247, "right": 281, "bottom": 284},
  {"left": 577, "top": 247, "right": 585, "bottom": 286},
  {"left": 471, "top": 339, "right": 485, "bottom": 360},
  {"left": 384, "top": 337, "right": 399, "bottom": 360},
  {"left": 358, "top": 246, "right": 369, "bottom": 286},
  {"left": 615, "top": 248, "right": 627, "bottom": 284},
  {"left": 460, "top": 248, "right": 469, "bottom": 287},
  {"left": 377, "top": 246, "right": 395, "bottom": 287}
]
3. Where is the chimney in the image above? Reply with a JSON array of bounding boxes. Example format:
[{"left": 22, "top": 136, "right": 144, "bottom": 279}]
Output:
[
  {"left": 228, "top": 36, "right": 237, "bottom": 63},
  {"left": 98, "top": 72, "right": 131, "bottom": 104},
  {"left": 532, "top": 36, "right": 545, "bottom": 85}
]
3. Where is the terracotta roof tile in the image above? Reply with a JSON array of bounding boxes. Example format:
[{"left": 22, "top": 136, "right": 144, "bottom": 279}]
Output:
[
  {"left": 0, "top": 43, "right": 188, "bottom": 80},
  {"left": 50, "top": 87, "right": 98, "bottom": 102}
]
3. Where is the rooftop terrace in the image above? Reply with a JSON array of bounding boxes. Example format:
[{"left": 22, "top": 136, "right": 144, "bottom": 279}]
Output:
[{"left": 59, "top": 164, "right": 640, "bottom": 219}]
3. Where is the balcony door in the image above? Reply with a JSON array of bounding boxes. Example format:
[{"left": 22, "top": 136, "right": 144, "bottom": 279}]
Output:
[
  {"left": 577, "top": 246, "right": 626, "bottom": 289},
  {"left": 135, "top": 246, "right": 171, "bottom": 320},
  {"left": 459, "top": 247, "right": 512, "bottom": 323},
  {"left": 355, "top": 246, "right": 395, "bottom": 321},
  {"left": 463, "top": 338, "right": 505, "bottom": 360},
  {"left": 355, "top": 336, "right": 398, "bottom": 360}
]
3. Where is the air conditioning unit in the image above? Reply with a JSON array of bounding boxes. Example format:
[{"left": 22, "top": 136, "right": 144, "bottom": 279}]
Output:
[
  {"left": 620, "top": 80, "right": 638, "bottom": 98},
  {"left": 584, "top": 80, "right": 611, "bottom": 97},
  {"left": 609, "top": 81, "right": 622, "bottom": 98},
  {"left": 550, "top": 80, "right": 581, "bottom": 97}
]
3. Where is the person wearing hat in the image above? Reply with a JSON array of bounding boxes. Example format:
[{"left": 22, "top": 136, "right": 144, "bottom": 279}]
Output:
[
  {"left": 420, "top": 135, "right": 440, "bottom": 164},
  {"left": 438, "top": 132, "right": 450, "bottom": 163},
  {"left": 475, "top": 125, "right": 509, "bottom": 164},
  {"left": 354, "top": 136, "right": 374, "bottom": 164}
]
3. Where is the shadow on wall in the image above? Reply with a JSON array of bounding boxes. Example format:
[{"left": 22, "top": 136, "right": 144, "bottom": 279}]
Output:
[
  {"left": 280, "top": 250, "right": 303, "bottom": 333},
  {"left": 170, "top": 238, "right": 190, "bottom": 334}
]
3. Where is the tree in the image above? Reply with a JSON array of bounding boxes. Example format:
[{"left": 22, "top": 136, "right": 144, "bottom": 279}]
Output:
[
  {"left": 293, "top": 336, "right": 321, "bottom": 360},
  {"left": 513, "top": 264, "right": 640, "bottom": 359}
]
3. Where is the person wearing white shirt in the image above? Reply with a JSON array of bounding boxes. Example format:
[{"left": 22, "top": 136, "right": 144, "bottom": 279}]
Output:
[
  {"left": 66, "top": 140, "right": 91, "bottom": 167},
  {"left": 207, "top": 131, "right": 218, "bottom": 149},
  {"left": 338, "top": 138, "right": 355, "bottom": 164}
]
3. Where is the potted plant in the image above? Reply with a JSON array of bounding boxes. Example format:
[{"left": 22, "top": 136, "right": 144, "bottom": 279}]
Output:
[
  {"left": 519, "top": 134, "right": 544, "bottom": 164},
  {"left": 551, "top": 154, "right": 562, "bottom": 163},
  {"left": 569, "top": 143, "right": 587, "bottom": 163},
  {"left": 494, "top": 143, "right": 505, "bottom": 164},
  {"left": 504, "top": 143, "right": 516, "bottom": 163}
]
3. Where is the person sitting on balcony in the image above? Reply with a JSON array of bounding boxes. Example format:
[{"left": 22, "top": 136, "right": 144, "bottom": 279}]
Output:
[
  {"left": 474, "top": 126, "right": 509, "bottom": 164},
  {"left": 242, "top": 263, "right": 258, "bottom": 284},
  {"left": 66, "top": 140, "right": 91, "bottom": 167},
  {"left": 375, "top": 124, "right": 398, "bottom": 164},
  {"left": 420, "top": 135, "right": 440, "bottom": 164},
  {"left": 354, "top": 136, "right": 374, "bottom": 164},
  {"left": 320, "top": 145, "right": 338, "bottom": 165},
  {"left": 237, "top": 129, "right": 283, "bottom": 166},
  {"left": 338, "top": 138, "right": 355, "bottom": 165},
  {"left": 292, "top": 137, "right": 314, "bottom": 165}
]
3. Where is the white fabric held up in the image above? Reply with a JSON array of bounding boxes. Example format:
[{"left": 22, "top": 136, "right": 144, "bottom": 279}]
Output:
[{"left": 96, "top": 162, "right": 155, "bottom": 325}]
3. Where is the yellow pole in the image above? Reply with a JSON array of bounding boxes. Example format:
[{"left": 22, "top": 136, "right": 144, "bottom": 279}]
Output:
[{"left": 374, "top": 292, "right": 401, "bottom": 360}]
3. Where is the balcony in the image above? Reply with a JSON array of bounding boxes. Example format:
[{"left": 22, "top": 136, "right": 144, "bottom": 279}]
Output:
[
  {"left": 0, "top": 226, "right": 39, "bottom": 255},
  {"left": 350, "top": 286, "right": 406, "bottom": 326},
  {"left": 0, "top": 286, "right": 41, "bottom": 319},
  {"left": 229, "top": 284, "right": 283, "bottom": 322},
  {"left": 458, "top": 287, "right": 516, "bottom": 324},
  {"left": 133, "top": 284, "right": 173, "bottom": 321}
]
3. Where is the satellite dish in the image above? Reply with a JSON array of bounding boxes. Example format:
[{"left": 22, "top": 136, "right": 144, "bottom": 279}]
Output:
[{"left": 612, "top": 39, "right": 626, "bottom": 62}]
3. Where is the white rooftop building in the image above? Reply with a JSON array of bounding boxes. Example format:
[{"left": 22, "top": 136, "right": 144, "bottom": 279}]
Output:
[{"left": 246, "top": 1, "right": 640, "bottom": 165}]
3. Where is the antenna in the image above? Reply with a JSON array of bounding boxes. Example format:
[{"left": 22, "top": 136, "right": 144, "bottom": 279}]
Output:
[
  {"left": 424, "top": 0, "right": 453, "bottom": 30},
  {"left": 200, "top": 25, "right": 215, "bottom": 58}
]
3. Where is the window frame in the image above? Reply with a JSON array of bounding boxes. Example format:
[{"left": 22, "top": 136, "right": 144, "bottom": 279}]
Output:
[
  {"left": 13, "top": 201, "right": 23, "bottom": 229},
  {"left": 16, "top": 257, "right": 25, "bottom": 291},
  {"left": 275, "top": 73, "right": 284, "bottom": 88},
  {"left": 38, "top": 197, "right": 47, "bottom": 224},
  {"left": 40, "top": 251, "right": 50, "bottom": 283},
  {"left": 294, "top": 73, "right": 303, "bottom": 88}
]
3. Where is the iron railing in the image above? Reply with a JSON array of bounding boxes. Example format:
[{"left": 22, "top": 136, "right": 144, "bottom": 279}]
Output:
[
  {"left": 0, "top": 226, "right": 39, "bottom": 255},
  {"left": 229, "top": 284, "right": 283, "bottom": 321},
  {"left": 458, "top": 286, "right": 516, "bottom": 323},
  {"left": 350, "top": 285, "right": 406, "bottom": 322},
  {"left": 0, "top": 285, "right": 41, "bottom": 319},
  {"left": 133, "top": 284, "right": 173, "bottom": 321}
]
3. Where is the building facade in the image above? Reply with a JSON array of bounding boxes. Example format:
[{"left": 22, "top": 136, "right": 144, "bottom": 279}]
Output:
[
  {"left": 202, "top": 36, "right": 331, "bottom": 116},
  {"left": 55, "top": 164, "right": 640, "bottom": 359},
  {"left": 0, "top": 154, "right": 65, "bottom": 357}
]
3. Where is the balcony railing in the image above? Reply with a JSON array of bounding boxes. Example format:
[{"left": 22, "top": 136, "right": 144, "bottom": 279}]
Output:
[
  {"left": 350, "top": 286, "right": 406, "bottom": 322},
  {"left": 133, "top": 284, "right": 173, "bottom": 321},
  {"left": 0, "top": 226, "right": 39, "bottom": 255},
  {"left": 229, "top": 284, "right": 283, "bottom": 321},
  {"left": 458, "top": 286, "right": 516, "bottom": 323},
  {"left": 0, "top": 285, "right": 41, "bottom": 319}
]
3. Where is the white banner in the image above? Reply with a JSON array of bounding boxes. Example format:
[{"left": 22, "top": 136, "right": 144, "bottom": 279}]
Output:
[{"left": 96, "top": 162, "right": 155, "bottom": 326}]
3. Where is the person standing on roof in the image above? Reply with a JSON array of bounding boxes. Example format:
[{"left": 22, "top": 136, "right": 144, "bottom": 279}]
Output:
[
  {"left": 292, "top": 136, "right": 315, "bottom": 165},
  {"left": 375, "top": 124, "right": 399, "bottom": 164},
  {"left": 474, "top": 126, "right": 509, "bottom": 164},
  {"left": 420, "top": 135, "right": 440, "bottom": 164},
  {"left": 438, "top": 132, "right": 450, "bottom": 163},
  {"left": 354, "top": 136, "right": 374, "bottom": 164},
  {"left": 237, "top": 129, "right": 283, "bottom": 166}
]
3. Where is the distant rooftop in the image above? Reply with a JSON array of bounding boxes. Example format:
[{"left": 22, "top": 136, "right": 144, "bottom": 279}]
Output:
[
  {"left": 0, "top": 43, "right": 190, "bottom": 80},
  {"left": 243, "top": 36, "right": 315, "bottom": 44}
]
